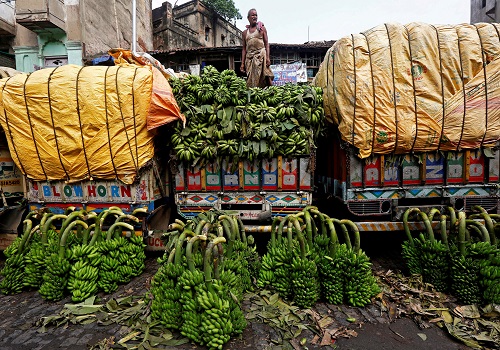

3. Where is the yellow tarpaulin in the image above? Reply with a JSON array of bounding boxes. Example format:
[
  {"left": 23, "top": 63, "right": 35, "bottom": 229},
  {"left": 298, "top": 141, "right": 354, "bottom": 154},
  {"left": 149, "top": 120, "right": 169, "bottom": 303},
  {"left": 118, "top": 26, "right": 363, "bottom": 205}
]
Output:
[
  {"left": 313, "top": 22, "right": 500, "bottom": 158},
  {"left": 0, "top": 63, "right": 184, "bottom": 184}
]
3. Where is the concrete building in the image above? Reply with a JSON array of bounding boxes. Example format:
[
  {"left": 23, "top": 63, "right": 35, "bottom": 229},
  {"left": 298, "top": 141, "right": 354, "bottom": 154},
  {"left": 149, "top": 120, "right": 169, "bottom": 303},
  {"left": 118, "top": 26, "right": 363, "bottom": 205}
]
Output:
[
  {"left": 0, "top": 0, "right": 154, "bottom": 73},
  {"left": 471, "top": 0, "right": 499, "bottom": 23},
  {"left": 152, "top": 0, "right": 242, "bottom": 51}
]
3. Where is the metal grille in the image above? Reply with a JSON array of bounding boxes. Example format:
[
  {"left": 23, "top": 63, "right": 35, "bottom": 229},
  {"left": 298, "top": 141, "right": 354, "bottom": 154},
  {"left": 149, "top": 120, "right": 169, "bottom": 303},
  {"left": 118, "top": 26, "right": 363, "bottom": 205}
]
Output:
[
  {"left": 348, "top": 200, "right": 385, "bottom": 216},
  {"left": 464, "top": 197, "right": 498, "bottom": 212}
]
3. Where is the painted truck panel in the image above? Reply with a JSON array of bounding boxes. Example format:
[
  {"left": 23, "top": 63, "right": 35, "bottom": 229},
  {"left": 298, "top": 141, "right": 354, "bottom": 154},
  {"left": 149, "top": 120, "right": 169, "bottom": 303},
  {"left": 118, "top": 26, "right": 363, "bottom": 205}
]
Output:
[{"left": 174, "top": 156, "right": 314, "bottom": 220}]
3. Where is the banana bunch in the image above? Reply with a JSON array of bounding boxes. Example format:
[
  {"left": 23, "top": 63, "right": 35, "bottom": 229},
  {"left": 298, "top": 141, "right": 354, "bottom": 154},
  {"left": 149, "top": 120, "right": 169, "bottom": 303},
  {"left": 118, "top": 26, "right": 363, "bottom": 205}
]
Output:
[
  {"left": 197, "top": 282, "right": 233, "bottom": 350},
  {"left": 270, "top": 242, "right": 294, "bottom": 298},
  {"left": 290, "top": 251, "right": 320, "bottom": 308},
  {"left": 480, "top": 250, "right": 500, "bottom": 303},
  {"left": 97, "top": 239, "right": 122, "bottom": 293},
  {"left": 67, "top": 244, "right": 100, "bottom": 302},
  {"left": 416, "top": 234, "right": 450, "bottom": 292},
  {"left": 39, "top": 220, "right": 87, "bottom": 301},
  {"left": 343, "top": 249, "right": 379, "bottom": 307},
  {"left": 150, "top": 261, "right": 185, "bottom": 329},
  {"left": 178, "top": 268, "right": 205, "bottom": 343},
  {"left": 168, "top": 66, "right": 325, "bottom": 164},
  {"left": 23, "top": 229, "right": 46, "bottom": 290},
  {"left": 319, "top": 244, "right": 347, "bottom": 304},
  {"left": 0, "top": 220, "right": 36, "bottom": 295},
  {"left": 127, "top": 235, "right": 147, "bottom": 276},
  {"left": 450, "top": 250, "right": 482, "bottom": 304},
  {"left": 0, "top": 250, "right": 26, "bottom": 295},
  {"left": 401, "top": 208, "right": 422, "bottom": 275}
]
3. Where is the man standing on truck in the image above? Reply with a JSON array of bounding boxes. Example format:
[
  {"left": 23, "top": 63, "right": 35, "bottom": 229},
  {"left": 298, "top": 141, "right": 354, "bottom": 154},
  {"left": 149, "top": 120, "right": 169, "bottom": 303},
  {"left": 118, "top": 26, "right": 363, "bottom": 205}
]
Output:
[{"left": 240, "top": 8, "right": 274, "bottom": 88}]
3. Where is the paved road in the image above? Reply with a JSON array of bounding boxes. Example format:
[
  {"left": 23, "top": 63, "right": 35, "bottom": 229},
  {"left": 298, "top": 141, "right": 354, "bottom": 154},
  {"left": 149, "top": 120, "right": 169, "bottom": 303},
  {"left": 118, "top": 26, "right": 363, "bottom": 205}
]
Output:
[{"left": 0, "top": 233, "right": 473, "bottom": 350}]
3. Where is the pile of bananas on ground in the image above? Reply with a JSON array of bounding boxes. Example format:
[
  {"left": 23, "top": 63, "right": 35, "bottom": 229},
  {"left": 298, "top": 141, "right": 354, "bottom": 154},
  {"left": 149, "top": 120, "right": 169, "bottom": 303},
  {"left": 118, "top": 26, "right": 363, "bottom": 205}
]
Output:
[
  {"left": 403, "top": 208, "right": 450, "bottom": 292},
  {"left": 0, "top": 207, "right": 147, "bottom": 302},
  {"left": 258, "top": 207, "right": 379, "bottom": 308},
  {"left": 149, "top": 209, "right": 255, "bottom": 349},
  {"left": 401, "top": 206, "right": 500, "bottom": 305},
  {"left": 168, "top": 65, "right": 325, "bottom": 163}
]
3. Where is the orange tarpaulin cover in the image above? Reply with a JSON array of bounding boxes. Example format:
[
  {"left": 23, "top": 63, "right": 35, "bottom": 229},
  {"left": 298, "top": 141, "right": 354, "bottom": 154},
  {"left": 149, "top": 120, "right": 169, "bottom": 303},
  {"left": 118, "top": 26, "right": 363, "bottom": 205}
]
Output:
[
  {"left": 0, "top": 63, "right": 184, "bottom": 184},
  {"left": 314, "top": 22, "right": 500, "bottom": 158}
]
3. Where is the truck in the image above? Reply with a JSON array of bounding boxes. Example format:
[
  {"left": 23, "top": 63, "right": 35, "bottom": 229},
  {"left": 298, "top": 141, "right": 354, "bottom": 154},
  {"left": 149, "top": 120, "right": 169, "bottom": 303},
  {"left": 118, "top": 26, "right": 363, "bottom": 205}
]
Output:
[
  {"left": 312, "top": 21, "right": 500, "bottom": 231},
  {"left": 2, "top": 21, "right": 500, "bottom": 244}
]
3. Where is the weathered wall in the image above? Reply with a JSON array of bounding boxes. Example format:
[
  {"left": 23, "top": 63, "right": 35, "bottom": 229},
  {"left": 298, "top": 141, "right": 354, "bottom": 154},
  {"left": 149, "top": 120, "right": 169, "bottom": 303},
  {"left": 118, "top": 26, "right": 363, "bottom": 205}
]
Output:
[
  {"left": 81, "top": 0, "right": 153, "bottom": 58},
  {"left": 471, "top": 0, "right": 498, "bottom": 23},
  {"left": 153, "top": 0, "right": 242, "bottom": 51}
]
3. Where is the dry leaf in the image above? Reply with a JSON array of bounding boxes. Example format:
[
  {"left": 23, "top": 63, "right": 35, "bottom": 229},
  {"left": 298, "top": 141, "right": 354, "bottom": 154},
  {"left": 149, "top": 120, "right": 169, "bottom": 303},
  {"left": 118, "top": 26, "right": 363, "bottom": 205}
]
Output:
[
  {"left": 320, "top": 331, "right": 332, "bottom": 346},
  {"left": 417, "top": 333, "right": 427, "bottom": 341}
]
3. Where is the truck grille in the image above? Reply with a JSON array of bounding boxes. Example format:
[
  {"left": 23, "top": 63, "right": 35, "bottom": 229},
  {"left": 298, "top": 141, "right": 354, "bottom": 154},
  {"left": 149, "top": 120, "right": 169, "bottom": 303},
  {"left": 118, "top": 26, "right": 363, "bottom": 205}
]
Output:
[
  {"left": 348, "top": 200, "right": 391, "bottom": 216},
  {"left": 464, "top": 197, "right": 498, "bottom": 212}
]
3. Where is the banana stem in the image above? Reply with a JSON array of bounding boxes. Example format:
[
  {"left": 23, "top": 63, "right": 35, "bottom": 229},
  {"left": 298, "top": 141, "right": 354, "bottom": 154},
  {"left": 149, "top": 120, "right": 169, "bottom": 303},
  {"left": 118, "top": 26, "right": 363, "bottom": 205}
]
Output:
[
  {"left": 333, "top": 218, "right": 351, "bottom": 250},
  {"left": 204, "top": 242, "right": 214, "bottom": 290},
  {"left": 236, "top": 216, "right": 246, "bottom": 244},
  {"left": 82, "top": 224, "right": 95, "bottom": 245},
  {"left": 18, "top": 219, "right": 33, "bottom": 254},
  {"left": 418, "top": 211, "right": 434, "bottom": 241},
  {"left": 465, "top": 220, "right": 490, "bottom": 244},
  {"left": 294, "top": 225, "right": 306, "bottom": 259},
  {"left": 325, "top": 218, "right": 338, "bottom": 256},
  {"left": 187, "top": 235, "right": 207, "bottom": 272},
  {"left": 304, "top": 210, "right": 313, "bottom": 248},
  {"left": 458, "top": 211, "right": 466, "bottom": 256},
  {"left": 271, "top": 216, "right": 283, "bottom": 248},
  {"left": 167, "top": 247, "right": 176, "bottom": 264},
  {"left": 60, "top": 210, "right": 86, "bottom": 234},
  {"left": 340, "top": 219, "right": 360, "bottom": 254},
  {"left": 219, "top": 218, "right": 233, "bottom": 255},
  {"left": 106, "top": 222, "right": 134, "bottom": 241},
  {"left": 310, "top": 209, "right": 327, "bottom": 237},
  {"left": 287, "top": 220, "right": 293, "bottom": 251},
  {"left": 174, "top": 231, "right": 189, "bottom": 265},
  {"left": 427, "top": 208, "right": 441, "bottom": 223},
  {"left": 41, "top": 214, "right": 68, "bottom": 244},
  {"left": 59, "top": 220, "right": 88, "bottom": 259},
  {"left": 195, "top": 219, "right": 207, "bottom": 236},
  {"left": 403, "top": 208, "right": 420, "bottom": 246},
  {"left": 439, "top": 215, "right": 449, "bottom": 248},
  {"left": 276, "top": 217, "right": 288, "bottom": 246}
]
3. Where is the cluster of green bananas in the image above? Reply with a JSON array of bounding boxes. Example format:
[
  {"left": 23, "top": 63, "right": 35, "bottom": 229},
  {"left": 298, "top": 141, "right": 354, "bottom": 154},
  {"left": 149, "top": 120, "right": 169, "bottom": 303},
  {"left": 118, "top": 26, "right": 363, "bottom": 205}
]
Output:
[
  {"left": 150, "top": 210, "right": 250, "bottom": 349},
  {"left": 39, "top": 251, "right": 72, "bottom": 301},
  {"left": 97, "top": 238, "right": 125, "bottom": 293},
  {"left": 319, "top": 244, "right": 347, "bottom": 304},
  {"left": 150, "top": 262, "right": 185, "bottom": 329},
  {"left": 197, "top": 281, "right": 233, "bottom": 349},
  {"left": 343, "top": 249, "right": 380, "bottom": 307},
  {"left": 290, "top": 252, "right": 320, "bottom": 308},
  {"left": 178, "top": 269, "right": 205, "bottom": 343},
  {"left": 415, "top": 234, "right": 450, "bottom": 292},
  {"left": 67, "top": 244, "right": 101, "bottom": 302},
  {"left": 450, "top": 250, "right": 482, "bottom": 304},
  {"left": 0, "top": 219, "right": 34, "bottom": 294},
  {"left": 23, "top": 235, "right": 46, "bottom": 289},
  {"left": 401, "top": 239, "right": 422, "bottom": 275},
  {"left": 168, "top": 65, "right": 325, "bottom": 164},
  {"left": 0, "top": 250, "right": 26, "bottom": 294}
]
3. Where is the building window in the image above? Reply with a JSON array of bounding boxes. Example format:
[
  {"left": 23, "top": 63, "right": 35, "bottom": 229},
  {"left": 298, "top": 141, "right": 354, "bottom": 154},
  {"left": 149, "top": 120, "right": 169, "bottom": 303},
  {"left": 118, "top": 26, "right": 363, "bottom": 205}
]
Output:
[
  {"left": 44, "top": 56, "right": 68, "bottom": 68},
  {"left": 205, "top": 27, "right": 210, "bottom": 41},
  {"left": 221, "top": 34, "right": 225, "bottom": 45},
  {"left": 482, "top": 0, "right": 487, "bottom": 8}
]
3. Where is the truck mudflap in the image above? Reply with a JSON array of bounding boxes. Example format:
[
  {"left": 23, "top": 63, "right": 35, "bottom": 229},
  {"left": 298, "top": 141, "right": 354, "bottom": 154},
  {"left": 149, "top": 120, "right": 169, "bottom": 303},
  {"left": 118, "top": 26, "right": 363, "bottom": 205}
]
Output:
[{"left": 175, "top": 191, "right": 312, "bottom": 220}]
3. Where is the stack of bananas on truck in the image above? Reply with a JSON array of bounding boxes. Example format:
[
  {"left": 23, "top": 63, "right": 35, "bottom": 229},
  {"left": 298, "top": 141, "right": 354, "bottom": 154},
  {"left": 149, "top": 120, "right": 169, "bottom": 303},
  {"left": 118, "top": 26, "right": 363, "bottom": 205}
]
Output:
[
  {"left": 149, "top": 209, "right": 251, "bottom": 350},
  {"left": 0, "top": 207, "right": 147, "bottom": 302},
  {"left": 168, "top": 65, "right": 325, "bottom": 163}
]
